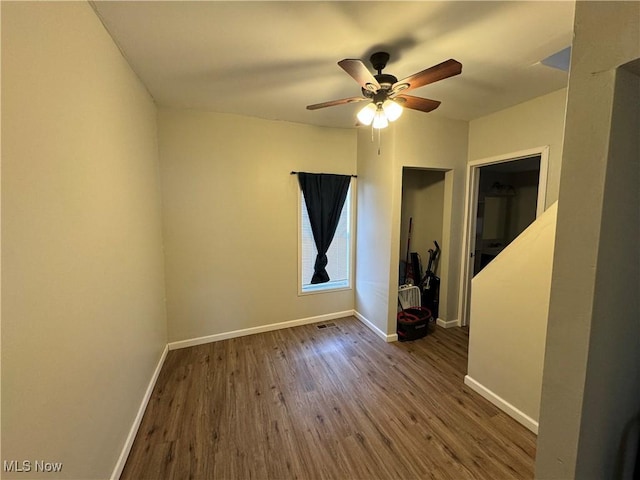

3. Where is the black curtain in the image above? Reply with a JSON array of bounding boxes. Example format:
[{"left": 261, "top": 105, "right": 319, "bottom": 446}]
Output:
[{"left": 298, "top": 173, "right": 351, "bottom": 284}]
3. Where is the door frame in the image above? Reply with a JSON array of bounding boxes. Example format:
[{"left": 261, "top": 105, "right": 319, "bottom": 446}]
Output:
[
  {"left": 398, "top": 167, "right": 452, "bottom": 323},
  {"left": 458, "top": 146, "right": 550, "bottom": 327}
]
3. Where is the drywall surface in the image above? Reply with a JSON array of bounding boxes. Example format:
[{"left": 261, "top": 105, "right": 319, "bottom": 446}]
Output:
[
  {"left": 2, "top": 2, "right": 167, "bottom": 479},
  {"left": 575, "top": 61, "right": 640, "bottom": 480},
  {"left": 536, "top": 1, "right": 640, "bottom": 478},
  {"left": 393, "top": 111, "right": 469, "bottom": 326},
  {"left": 158, "top": 108, "right": 356, "bottom": 342},
  {"left": 468, "top": 202, "right": 557, "bottom": 428},
  {"left": 355, "top": 111, "right": 468, "bottom": 334},
  {"left": 469, "top": 88, "right": 567, "bottom": 208},
  {"left": 354, "top": 127, "right": 397, "bottom": 335}
]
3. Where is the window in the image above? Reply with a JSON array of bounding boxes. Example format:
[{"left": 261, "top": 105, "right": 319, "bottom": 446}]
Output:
[{"left": 299, "top": 185, "right": 353, "bottom": 294}]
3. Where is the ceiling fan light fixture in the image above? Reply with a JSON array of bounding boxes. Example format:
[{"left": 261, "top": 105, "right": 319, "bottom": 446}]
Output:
[
  {"left": 372, "top": 109, "right": 389, "bottom": 129},
  {"left": 356, "top": 102, "right": 377, "bottom": 126},
  {"left": 307, "top": 52, "right": 461, "bottom": 129},
  {"left": 382, "top": 99, "right": 403, "bottom": 122}
]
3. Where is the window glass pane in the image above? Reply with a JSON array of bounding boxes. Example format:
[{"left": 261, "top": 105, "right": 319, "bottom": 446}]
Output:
[{"left": 301, "top": 187, "right": 351, "bottom": 292}]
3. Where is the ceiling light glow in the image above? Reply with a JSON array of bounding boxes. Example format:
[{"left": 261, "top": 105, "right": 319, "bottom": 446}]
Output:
[
  {"left": 356, "top": 103, "right": 377, "bottom": 126},
  {"left": 372, "top": 109, "right": 389, "bottom": 129},
  {"left": 382, "top": 99, "right": 403, "bottom": 121},
  {"left": 358, "top": 99, "right": 404, "bottom": 129}
]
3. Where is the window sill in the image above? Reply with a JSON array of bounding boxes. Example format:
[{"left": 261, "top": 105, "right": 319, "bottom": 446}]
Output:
[{"left": 298, "top": 283, "right": 352, "bottom": 296}]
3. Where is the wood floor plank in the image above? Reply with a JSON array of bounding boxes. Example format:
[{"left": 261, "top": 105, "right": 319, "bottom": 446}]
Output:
[{"left": 121, "top": 317, "right": 536, "bottom": 479}]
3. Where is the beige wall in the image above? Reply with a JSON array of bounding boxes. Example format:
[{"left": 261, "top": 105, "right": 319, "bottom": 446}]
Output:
[
  {"left": 469, "top": 88, "right": 567, "bottom": 208},
  {"left": 394, "top": 112, "right": 469, "bottom": 326},
  {"left": 157, "top": 108, "right": 357, "bottom": 342},
  {"left": 467, "top": 202, "right": 557, "bottom": 432},
  {"left": 354, "top": 126, "right": 397, "bottom": 336},
  {"left": 1, "top": 2, "right": 167, "bottom": 479},
  {"left": 576, "top": 62, "right": 640, "bottom": 479},
  {"left": 536, "top": 1, "right": 640, "bottom": 477},
  {"left": 355, "top": 111, "right": 468, "bottom": 334}
]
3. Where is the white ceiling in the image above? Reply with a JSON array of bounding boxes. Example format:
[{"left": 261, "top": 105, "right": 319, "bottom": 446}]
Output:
[{"left": 91, "top": 1, "right": 575, "bottom": 129}]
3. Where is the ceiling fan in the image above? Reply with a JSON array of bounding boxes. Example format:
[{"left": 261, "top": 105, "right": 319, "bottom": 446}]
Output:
[{"left": 306, "top": 52, "right": 462, "bottom": 128}]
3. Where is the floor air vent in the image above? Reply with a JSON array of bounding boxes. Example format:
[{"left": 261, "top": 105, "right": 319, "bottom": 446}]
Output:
[{"left": 316, "top": 322, "right": 337, "bottom": 329}]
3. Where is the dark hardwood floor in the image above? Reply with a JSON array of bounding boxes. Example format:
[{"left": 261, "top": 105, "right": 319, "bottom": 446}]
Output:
[{"left": 121, "top": 317, "right": 536, "bottom": 479}]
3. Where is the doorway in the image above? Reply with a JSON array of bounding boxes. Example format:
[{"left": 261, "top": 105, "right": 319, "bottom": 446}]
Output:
[
  {"left": 459, "top": 147, "right": 549, "bottom": 326},
  {"left": 399, "top": 168, "right": 447, "bottom": 319},
  {"left": 473, "top": 156, "right": 541, "bottom": 275}
]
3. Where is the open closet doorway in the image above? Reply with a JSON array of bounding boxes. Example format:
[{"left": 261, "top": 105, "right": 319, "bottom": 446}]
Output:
[
  {"left": 459, "top": 147, "right": 549, "bottom": 326},
  {"left": 399, "top": 168, "right": 447, "bottom": 323}
]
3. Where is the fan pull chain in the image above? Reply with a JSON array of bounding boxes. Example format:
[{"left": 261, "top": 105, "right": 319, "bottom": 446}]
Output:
[{"left": 369, "top": 124, "right": 382, "bottom": 155}]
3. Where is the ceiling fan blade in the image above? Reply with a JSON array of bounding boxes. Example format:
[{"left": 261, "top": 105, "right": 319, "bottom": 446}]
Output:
[
  {"left": 306, "top": 96, "right": 368, "bottom": 111},
  {"left": 338, "top": 59, "right": 381, "bottom": 92},
  {"left": 392, "top": 59, "right": 462, "bottom": 93},
  {"left": 395, "top": 95, "right": 441, "bottom": 113}
]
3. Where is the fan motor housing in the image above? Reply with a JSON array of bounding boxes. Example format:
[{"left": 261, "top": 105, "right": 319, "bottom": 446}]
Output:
[
  {"left": 375, "top": 73, "right": 398, "bottom": 88},
  {"left": 362, "top": 73, "right": 398, "bottom": 98},
  {"left": 370, "top": 51, "right": 390, "bottom": 72}
]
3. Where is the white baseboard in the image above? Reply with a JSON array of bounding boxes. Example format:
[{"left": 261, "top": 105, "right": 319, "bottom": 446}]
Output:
[
  {"left": 112, "top": 310, "right": 398, "bottom": 478},
  {"left": 113, "top": 309, "right": 397, "bottom": 477},
  {"left": 464, "top": 375, "right": 538, "bottom": 434},
  {"left": 436, "top": 317, "right": 460, "bottom": 328},
  {"left": 111, "top": 344, "right": 169, "bottom": 480},
  {"left": 353, "top": 310, "right": 397, "bottom": 342},
  {"left": 168, "top": 310, "right": 355, "bottom": 350}
]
